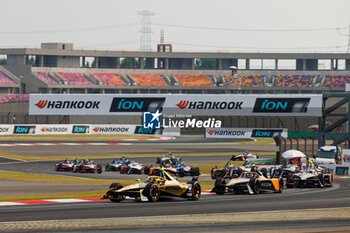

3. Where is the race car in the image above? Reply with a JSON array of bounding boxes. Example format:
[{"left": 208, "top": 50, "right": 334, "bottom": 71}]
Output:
[
  {"left": 286, "top": 167, "right": 333, "bottom": 188},
  {"left": 144, "top": 162, "right": 200, "bottom": 177},
  {"left": 102, "top": 169, "right": 201, "bottom": 202},
  {"left": 211, "top": 171, "right": 283, "bottom": 195},
  {"left": 120, "top": 161, "right": 144, "bottom": 174},
  {"left": 210, "top": 152, "right": 259, "bottom": 179},
  {"left": 211, "top": 154, "right": 253, "bottom": 179},
  {"left": 73, "top": 159, "right": 103, "bottom": 173},
  {"left": 155, "top": 152, "right": 181, "bottom": 165},
  {"left": 105, "top": 157, "right": 130, "bottom": 171},
  {"left": 231, "top": 151, "right": 258, "bottom": 160},
  {"left": 55, "top": 158, "right": 77, "bottom": 171}
]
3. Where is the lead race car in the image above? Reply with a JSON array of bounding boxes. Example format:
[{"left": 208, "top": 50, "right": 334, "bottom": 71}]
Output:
[
  {"left": 211, "top": 171, "right": 283, "bottom": 195},
  {"left": 102, "top": 169, "right": 201, "bottom": 202},
  {"left": 55, "top": 158, "right": 79, "bottom": 171},
  {"left": 55, "top": 158, "right": 77, "bottom": 171}
]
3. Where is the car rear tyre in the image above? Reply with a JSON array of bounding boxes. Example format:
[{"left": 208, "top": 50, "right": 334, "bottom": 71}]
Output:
[
  {"left": 188, "top": 182, "right": 201, "bottom": 200},
  {"left": 215, "top": 178, "right": 226, "bottom": 195},
  {"left": 211, "top": 168, "right": 216, "bottom": 179},
  {"left": 278, "top": 178, "right": 283, "bottom": 193},
  {"left": 319, "top": 174, "right": 325, "bottom": 188},
  {"left": 144, "top": 183, "right": 160, "bottom": 202},
  {"left": 250, "top": 178, "right": 260, "bottom": 194},
  {"left": 143, "top": 166, "right": 150, "bottom": 175},
  {"left": 179, "top": 168, "right": 185, "bottom": 177},
  {"left": 191, "top": 167, "right": 200, "bottom": 176}
]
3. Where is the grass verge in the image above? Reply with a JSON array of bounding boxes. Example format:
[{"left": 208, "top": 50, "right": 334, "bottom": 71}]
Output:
[
  {"left": 0, "top": 170, "right": 214, "bottom": 201},
  {"left": 0, "top": 170, "right": 132, "bottom": 185}
]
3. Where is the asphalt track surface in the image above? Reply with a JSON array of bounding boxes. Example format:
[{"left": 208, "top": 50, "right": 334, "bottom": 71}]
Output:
[
  {"left": 1, "top": 136, "right": 350, "bottom": 232},
  {"left": 0, "top": 179, "right": 349, "bottom": 229},
  {"left": 0, "top": 156, "right": 229, "bottom": 179}
]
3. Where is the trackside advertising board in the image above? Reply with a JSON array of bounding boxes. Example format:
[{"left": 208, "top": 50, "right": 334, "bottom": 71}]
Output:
[
  {"left": 342, "top": 149, "right": 350, "bottom": 165},
  {"left": 90, "top": 125, "right": 136, "bottom": 135},
  {"left": 0, "top": 125, "right": 14, "bottom": 135},
  {"left": 29, "top": 94, "right": 322, "bottom": 116},
  {"left": 0, "top": 124, "right": 142, "bottom": 135},
  {"left": 205, "top": 128, "right": 288, "bottom": 139}
]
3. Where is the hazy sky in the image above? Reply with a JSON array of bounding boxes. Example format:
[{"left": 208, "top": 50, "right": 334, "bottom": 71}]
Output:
[{"left": 1, "top": 0, "right": 350, "bottom": 53}]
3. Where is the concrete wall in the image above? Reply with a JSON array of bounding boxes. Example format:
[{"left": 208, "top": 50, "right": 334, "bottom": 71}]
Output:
[
  {"left": 41, "top": 43, "right": 73, "bottom": 50},
  {"left": 3, "top": 65, "right": 46, "bottom": 93},
  {"left": 57, "top": 56, "right": 80, "bottom": 68},
  {"left": 7, "top": 55, "right": 25, "bottom": 65}
]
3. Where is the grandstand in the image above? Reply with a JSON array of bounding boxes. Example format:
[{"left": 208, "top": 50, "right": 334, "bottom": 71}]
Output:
[
  {"left": 0, "top": 68, "right": 20, "bottom": 97},
  {"left": 0, "top": 42, "right": 349, "bottom": 95},
  {"left": 0, "top": 42, "right": 349, "bottom": 128}
]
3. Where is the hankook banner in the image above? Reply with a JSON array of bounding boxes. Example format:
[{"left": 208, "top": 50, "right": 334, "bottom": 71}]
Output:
[
  {"left": 29, "top": 94, "right": 322, "bottom": 116},
  {"left": 205, "top": 128, "right": 288, "bottom": 139},
  {"left": 0, "top": 125, "right": 14, "bottom": 135},
  {"left": 90, "top": 125, "right": 136, "bottom": 135},
  {"left": 35, "top": 124, "right": 72, "bottom": 134}
]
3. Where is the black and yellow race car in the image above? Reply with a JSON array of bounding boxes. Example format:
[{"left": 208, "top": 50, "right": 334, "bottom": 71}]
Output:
[{"left": 102, "top": 169, "right": 201, "bottom": 202}]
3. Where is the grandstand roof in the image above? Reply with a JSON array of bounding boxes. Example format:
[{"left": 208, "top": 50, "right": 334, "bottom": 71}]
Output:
[{"left": 1, "top": 46, "right": 350, "bottom": 60}]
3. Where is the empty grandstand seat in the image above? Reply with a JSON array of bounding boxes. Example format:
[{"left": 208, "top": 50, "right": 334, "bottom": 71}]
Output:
[
  {"left": 223, "top": 74, "right": 263, "bottom": 87},
  {"left": 128, "top": 73, "right": 167, "bottom": 86},
  {"left": 55, "top": 72, "right": 92, "bottom": 85},
  {"left": 173, "top": 74, "right": 212, "bottom": 87},
  {"left": 32, "top": 72, "right": 57, "bottom": 85},
  {"left": 90, "top": 73, "right": 126, "bottom": 86},
  {"left": 324, "top": 75, "right": 350, "bottom": 88},
  {"left": 275, "top": 75, "right": 314, "bottom": 88},
  {"left": 0, "top": 94, "right": 29, "bottom": 103},
  {"left": 0, "top": 71, "right": 16, "bottom": 84}
]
